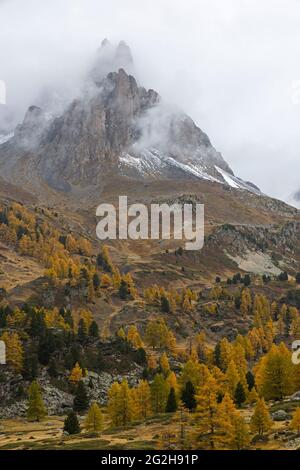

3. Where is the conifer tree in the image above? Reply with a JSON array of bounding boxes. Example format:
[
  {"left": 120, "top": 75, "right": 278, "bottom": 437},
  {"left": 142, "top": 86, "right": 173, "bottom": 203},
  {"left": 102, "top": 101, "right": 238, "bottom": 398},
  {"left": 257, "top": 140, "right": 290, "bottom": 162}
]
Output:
[
  {"left": 226, "top": 360, "right": 240, "bottom": 397},
  {"left": 250, "top": 398, "right": 272, "bottom": 437},
  {"left": 290, "top": 407, "right": 300, "bottom": 435},
  {"left": 88, "top": 321, "right": 99, "bottom": 338},
  {"left": 181, "top": 380, "right": 196, "bottom": 411},
  {"left": 194, "top": 377, "right": 231, "bottom": 449},
  {"left": 27, "top": 381, "right": 47, "bottom": 422},
  {"left": 247, "top": 387, "right": 259, "bottom": 404},
  {"left": 1, "top": 331, "right": 24, "bottom": 372},
  {"left": 135, "top": 380, "right": 152, "bottom": 419},
  {"left": 166, "top": 387, "right": 178, "bottom": 413},
  {"left": 255, "top": 343, "right": 294, "bottom": 400},
  {"left": 108, "top": 379, "right": 135, "bottom": 427},
  {"left": 230, "top": 413, "right": 250, "bottom": 450},
  {"left": 85, "top": 402, "right": 104, "bottom": 432},
  {"left": 64, "top": 411, "right": 80, "bottom": 434},
  {"left": 234, "top": 382, "right": 246, "bottom": 407},
  {"left": 151, "top": 374, "right": 169, "bottom": 414},
  {"left": 69, "top": 362, "right": 83, "bottom": 383},
  {"left": 48, "top": 357, "right": 58, "bottom": 378},
  {"left": 160, "top": 352, "right": 170, "bottom": 375},
  {"left": 73, "top": 381, "right": 89, "bottom": 412}
]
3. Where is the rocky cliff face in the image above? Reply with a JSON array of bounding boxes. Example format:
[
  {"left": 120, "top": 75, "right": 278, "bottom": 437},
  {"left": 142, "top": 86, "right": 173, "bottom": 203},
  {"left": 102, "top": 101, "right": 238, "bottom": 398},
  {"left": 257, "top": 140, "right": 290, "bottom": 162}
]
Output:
[{"left": 0, "top": 40, "right": 259, "bottom": 195}]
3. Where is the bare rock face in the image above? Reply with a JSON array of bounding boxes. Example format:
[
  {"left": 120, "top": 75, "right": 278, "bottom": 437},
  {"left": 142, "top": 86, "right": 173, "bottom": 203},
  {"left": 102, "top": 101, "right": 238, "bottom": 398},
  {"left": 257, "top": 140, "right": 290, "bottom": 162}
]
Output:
[{"left": 0, "top": 40, "right": 258, "bottom": 195}]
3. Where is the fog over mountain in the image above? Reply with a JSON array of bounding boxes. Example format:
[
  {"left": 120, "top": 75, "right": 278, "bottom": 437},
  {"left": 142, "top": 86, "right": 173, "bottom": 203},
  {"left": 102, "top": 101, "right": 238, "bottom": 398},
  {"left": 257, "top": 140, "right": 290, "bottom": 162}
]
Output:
[{"left": 0, "top": 0, "right": 300, "bottom": 205}]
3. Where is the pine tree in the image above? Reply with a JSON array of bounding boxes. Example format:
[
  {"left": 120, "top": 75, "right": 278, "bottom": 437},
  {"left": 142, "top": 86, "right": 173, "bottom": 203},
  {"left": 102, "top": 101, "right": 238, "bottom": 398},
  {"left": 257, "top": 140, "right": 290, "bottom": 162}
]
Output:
[
  {"left": 73, "top": 381, "right": 89, "bottom": 412},
  {"left": 88, "top": 321, "right": 99, "bottom": 338},
  {"left": 119, "top": 279, "right": 129, "bottom": 299},
  {"left": 77, "top": 318, "right": 88, "bottom": 343},
  {"left": 166, "top": 387, "right": 177, "bottom": 413},
  {"left": 250, "top": 398, "right": 272, "bottom": 437},
  {"left": 27, "top": 381, "right": 47, "bottom": 422},
  {"left": 290, "top": 407, "right": 300, "bottom": 435},
  {"left": 161, "top": 295, "right": 170, "bottom": 313},
  {"left": 85, "top": 402, "right": 104, "bottom": 432},
  {"left": 181, "top": 380, "right": 196, "bottom": 411},
  {"left": 234, "top": 382, "right": 246, "bottom": 407},
  {"left": 246, "top": 370, "right": 255, "bottom": 391},
  {"left": 48, "top": 357, "right": 58, "bottom": 378},
  {"left": 64, "top": 411, "right": 80, "bottom": 434}
]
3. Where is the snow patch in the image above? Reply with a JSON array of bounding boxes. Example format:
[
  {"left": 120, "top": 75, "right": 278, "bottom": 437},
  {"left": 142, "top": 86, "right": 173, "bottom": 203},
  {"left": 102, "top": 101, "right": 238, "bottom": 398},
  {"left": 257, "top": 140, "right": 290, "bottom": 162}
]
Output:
[{"left": 0, "top": 132, "right": 14, "bottom": 145}]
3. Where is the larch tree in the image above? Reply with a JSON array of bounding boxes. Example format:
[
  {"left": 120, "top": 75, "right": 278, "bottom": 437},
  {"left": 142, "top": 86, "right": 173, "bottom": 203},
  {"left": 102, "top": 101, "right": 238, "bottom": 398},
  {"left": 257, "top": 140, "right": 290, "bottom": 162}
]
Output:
[
  {"left": 194, "top": 377, "right": 231, "bottom": 450},
  {"left": 151, "top": 374, "right": 169, "bottom": 414},
  {"left": 69, "top": 362, "right": 83, "bottom": 384},
  {"left": 135, "top": 380, "right": 152, "bottom": 420},
  {"left": 1, "top": 331, "right": 24, "bottom": 372},
  {"left": 226, "top": 360, "right": 240, "bottom": 398},
  {"left": 160, "top": 352, "right": 170, "bottom": 375},
  {"left": 290, "top": 407, "right": 300, "bottom": 435},
  {"left": 254, "top": 343, "right": 294, "bottom": 400},
  {"left": 85, "top": 402, "right": 104, "bottom": 432},
  {"left": 27, "top": 381, "right": 47, "bottom": 422},
  {"left": 108, "top": 379, "right": 135, "bottom": 427},
  {"left": 250, "top": 398, "right": 272, "bottom": 437}
]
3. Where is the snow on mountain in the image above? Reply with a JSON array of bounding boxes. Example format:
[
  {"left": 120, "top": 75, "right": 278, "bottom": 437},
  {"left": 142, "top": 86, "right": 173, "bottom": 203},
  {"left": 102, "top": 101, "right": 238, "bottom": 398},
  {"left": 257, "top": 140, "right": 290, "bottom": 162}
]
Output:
[{"left": 0, "top": 132, "right": 14, "bottom": 145}]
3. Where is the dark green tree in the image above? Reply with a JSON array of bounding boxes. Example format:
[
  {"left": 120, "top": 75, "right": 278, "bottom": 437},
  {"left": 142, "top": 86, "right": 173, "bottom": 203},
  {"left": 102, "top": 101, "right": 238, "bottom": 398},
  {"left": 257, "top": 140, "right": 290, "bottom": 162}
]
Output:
[
  {"left": 63, "top": 411, "right": 80, "bottom": 434},
  {"left": 48, "top": 357, "right": 58, "bottom": 378},
  {"left": 166, "top": 387, "right": 177, "bottom": 412},
  {"left": 88, "top": 321, "right": 99, "bottom": 338},
  {"left": 119, "top": 279, "right": 129, "bottom": 300},
  {"left": 73, "top": 381, "right": 89, "bottom": 412},
  {"left": 161, "top": 295, "right": 170, "bottom": 313},
  {"left": 246, "top": 370, "right": 255, "bottom": 391},
  {"left": 181, "top": 381, "right": 196, "bottom": 411},
  {"left": 92, "top": 273, "right": 100, "bottom": 290},
  {"left": 234, "top": 382, "right": 246, "bottom": 407}
]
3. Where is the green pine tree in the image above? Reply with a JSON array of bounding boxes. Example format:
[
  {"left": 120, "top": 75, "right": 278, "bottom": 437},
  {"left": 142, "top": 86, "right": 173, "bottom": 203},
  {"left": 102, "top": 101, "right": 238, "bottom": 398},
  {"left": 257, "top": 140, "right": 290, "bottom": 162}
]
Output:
[
  {"left": 73, "top": 381, "right": 89, "bottom": 412},
  {"left": 64, "top": 411, "right": 80, "bottom": 434},
  {"left": 234, "top": 382, "right": 246, "bottom": 407},
  {"left": 166, "top": 387, "right": 178, "bottom": 412}
]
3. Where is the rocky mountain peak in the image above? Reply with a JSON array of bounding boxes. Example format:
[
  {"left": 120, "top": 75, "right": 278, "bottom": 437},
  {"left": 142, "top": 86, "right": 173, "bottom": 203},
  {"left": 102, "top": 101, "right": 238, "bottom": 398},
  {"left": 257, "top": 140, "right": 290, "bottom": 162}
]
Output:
[{"left": 0, "top": 40, "right": 261, "bottom": 196}]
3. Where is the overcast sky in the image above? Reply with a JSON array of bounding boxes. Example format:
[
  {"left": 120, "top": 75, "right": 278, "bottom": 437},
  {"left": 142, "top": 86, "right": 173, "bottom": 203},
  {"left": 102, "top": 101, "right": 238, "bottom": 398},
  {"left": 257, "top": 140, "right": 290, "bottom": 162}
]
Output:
[{"left": 0, "top": 0, "right": 300, "bottom": 204}]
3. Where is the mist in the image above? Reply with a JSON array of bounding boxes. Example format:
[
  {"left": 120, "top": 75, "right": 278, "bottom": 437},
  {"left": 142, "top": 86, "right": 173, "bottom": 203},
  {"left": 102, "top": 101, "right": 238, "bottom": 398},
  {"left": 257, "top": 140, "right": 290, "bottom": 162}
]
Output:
[{"left": 0, "top": 0, "right": 300, "bottom": 205}]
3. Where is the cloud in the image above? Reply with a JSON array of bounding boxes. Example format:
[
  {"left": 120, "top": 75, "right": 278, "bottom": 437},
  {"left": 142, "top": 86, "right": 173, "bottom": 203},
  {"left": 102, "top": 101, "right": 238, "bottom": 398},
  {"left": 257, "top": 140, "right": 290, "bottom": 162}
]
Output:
[{"left": 0, "top": 0, "right": 299, "bottom": 203}]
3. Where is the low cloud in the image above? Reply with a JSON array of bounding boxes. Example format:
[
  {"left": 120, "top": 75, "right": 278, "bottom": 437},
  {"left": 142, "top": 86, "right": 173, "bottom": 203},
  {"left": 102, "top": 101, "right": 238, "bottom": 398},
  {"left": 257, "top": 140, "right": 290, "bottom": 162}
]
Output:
[{"left": 0, "top": 0, "right": 299, "bottom": 204}]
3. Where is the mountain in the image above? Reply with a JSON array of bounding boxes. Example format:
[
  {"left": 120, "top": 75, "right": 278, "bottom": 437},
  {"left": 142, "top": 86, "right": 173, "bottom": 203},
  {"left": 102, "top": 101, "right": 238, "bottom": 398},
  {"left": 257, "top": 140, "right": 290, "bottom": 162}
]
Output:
[{"left": 0, "top": 40, "right": 260, "bottom": 195}]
